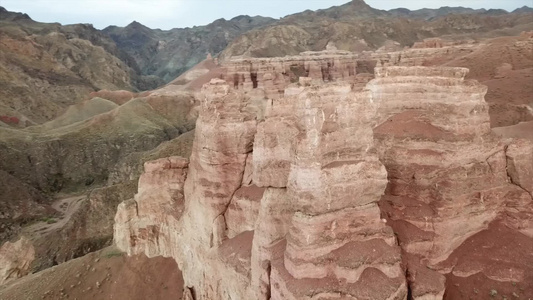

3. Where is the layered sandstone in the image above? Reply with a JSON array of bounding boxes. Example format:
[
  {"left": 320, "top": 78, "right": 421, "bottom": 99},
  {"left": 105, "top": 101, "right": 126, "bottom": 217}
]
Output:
[
  {"left": 370, "top": 67, "right": 533, "bottom": 298},
  {"left": 115, "top": 78, "right": 408, "bottom": 299},
  {"left": 115, "top": 79, "right": 260, "bottom": 298},
  {"left": 114, "top": 65, "right": 533, "bottom": 299},
  {"left": 370, "top": 43, "right": 479, "bottom": 67},
  {"left": 223, "top": 46, "right": 364, "bottom": 99},
  {"left": 114, "top": 156, "right": 188, "bottom": 257},
  {"left": 266, "top": 82, "right": 407, "bottom": 299}
]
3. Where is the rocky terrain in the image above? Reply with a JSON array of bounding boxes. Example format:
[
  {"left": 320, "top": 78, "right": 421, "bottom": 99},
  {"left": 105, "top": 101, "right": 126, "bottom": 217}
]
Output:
[
  {"left": 103, "top": 16, "right": 275, "bottom": 82},
  {"left": 0, "top": 7, "right": 163, "bottom": 127},
  {"left": 220, "top": 0, "right": 533, "bottom": 60},
  {"left": 109, "top": 44, "right": 532, "bottom": 299},
  {"left": 0, "top": 87, "right": 197, "bottom": 274},
  {"left": 0, "top": 1, "right": 532, "bottom": 299},
  {"left": 0, "top": 11, "right": 201, "bottom": 273}
]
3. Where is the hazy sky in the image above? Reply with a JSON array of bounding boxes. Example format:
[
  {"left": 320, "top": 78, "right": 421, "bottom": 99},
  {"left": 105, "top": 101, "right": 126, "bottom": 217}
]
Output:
[{"left": 1, "top": 0, "right": 531, "bottom": 30}]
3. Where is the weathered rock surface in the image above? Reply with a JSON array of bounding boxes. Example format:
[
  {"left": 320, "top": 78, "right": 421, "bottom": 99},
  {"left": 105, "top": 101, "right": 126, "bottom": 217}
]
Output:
[
  {"left": 223, "top": 48, "right": 363, "bottom": 99},
  {"left": 371, "top": 67, "right": 533, "bottom": 298},
  {"left": 114, "top": 76, "right": 404, "bottom": 298},
  {"left": 0, "top": 237, "right": 34, "bottom": 285},
  {"left": 112, "top": 54, "right": 532, "bottom": 299},
  {"left": 115, "top": 156, "right": 189, "bottom": 257},
  {"left": 267, "top": 82, "right": 407, "bottom": 299}
]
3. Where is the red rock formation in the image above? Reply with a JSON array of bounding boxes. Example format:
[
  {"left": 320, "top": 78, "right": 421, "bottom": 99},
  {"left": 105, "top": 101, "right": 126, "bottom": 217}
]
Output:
[
  {"left": 113, "top": 65, "right": 532, "bottom": 299},
  {"left": 370, "top": 43, "right": 479, "bottom": 67},
  {"left": 267, "top": 83, "right": 407, "bottom": 299},
  {"left": 223, "top": 49, "right": 361, "bottom": 99},
  {"left": 114, "top": 156, "right": 188, "bottom": 257},
  {"left": 371, "top": 67, "right": 533, "bottom": 298}
]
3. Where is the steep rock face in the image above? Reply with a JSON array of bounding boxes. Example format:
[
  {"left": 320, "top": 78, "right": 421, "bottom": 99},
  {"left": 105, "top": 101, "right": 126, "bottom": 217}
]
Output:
[
  {"left": 267, "top": 83, "right": 407, "bottom": 299},
  {"left": 222, "top": 33, "right": 533, "bottom": 130},
  {"left": 370, "top": 43, "right": 479, "bottom": 67},
  {"left": 223, "top": 47, "right": 374, "bottom": 100},
  {"left": 115, "top": 79, "right": 259, "bottom": 298},
  {"left": 114, "top": 65, "right": 532, "bottom": 299},
  {"left": 115, "top": 156, "right": 188, "bottom": 257},
  {"left": 370, "top": 67, "right": 533, "bottom": 298},
  {"left": 114, "top": 79, "right": 407, "bottom": 299}
]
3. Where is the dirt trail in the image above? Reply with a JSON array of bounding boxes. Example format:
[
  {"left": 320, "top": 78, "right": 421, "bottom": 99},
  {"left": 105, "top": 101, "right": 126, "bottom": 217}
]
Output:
[{"left": 22, "top": 194, "right": 86, "bottom": 239}]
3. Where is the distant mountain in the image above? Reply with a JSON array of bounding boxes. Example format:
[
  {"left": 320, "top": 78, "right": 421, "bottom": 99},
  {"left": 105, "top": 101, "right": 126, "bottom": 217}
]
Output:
[
  {"left": 388, "top": 6, "right": 485, "bottom": 20},
  {"left": 0, "top": 7, "right": 161, "bottom": 125},
  {"left": 220, "top": 0, "right": 533, "bottom": 60},
  {"left": 513, "top": 6, "right": 533, "bottom": 13},
  {"left": 103, "top": 15, "right": 275, "bottom": 82},
  {"left": 0, "top": 6, "right": 32, "bottom": 22}
]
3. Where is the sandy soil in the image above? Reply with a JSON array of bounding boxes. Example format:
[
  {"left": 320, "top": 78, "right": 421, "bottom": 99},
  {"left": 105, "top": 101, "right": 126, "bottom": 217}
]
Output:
[
  {"left": 0, "top": 247, "right": 183, "bottom": 300},
  {"left": 442, "top": 221, "right": 533, "bottom": 300},
  {"left": 493, "top": 121, "right": 533, "bottom": 141}
]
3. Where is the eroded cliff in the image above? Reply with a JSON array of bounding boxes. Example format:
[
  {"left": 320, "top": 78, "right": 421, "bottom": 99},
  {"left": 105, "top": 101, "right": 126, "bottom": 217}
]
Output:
[{"left": 113, "top": 61, "right": 533, "bottom": 299}]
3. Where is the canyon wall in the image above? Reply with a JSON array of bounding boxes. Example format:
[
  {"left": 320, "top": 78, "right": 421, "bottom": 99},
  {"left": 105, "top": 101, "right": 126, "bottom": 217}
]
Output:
[
  {"left": 221, "top": 41, "right": 484, "bottom": 98},
  {"left": 223, "top": 46, "right": 368, "bottom": 100},
  {"left": 114, "top": 62, "right": 533, "bottom": 298}
]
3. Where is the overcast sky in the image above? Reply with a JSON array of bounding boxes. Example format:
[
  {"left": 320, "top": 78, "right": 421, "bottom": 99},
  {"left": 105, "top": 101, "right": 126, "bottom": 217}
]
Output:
[{"left": 1, "top": 0, "right": 531, "bottom": 30}]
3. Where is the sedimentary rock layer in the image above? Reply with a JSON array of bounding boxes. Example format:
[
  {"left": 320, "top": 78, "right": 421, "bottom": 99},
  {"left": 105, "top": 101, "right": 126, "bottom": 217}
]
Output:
[{"left": 114, "top": 64, "right": 533, "bottom": 299}]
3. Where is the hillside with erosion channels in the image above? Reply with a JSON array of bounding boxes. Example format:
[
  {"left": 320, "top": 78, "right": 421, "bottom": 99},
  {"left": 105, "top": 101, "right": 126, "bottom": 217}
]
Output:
[
  {"left": 0, "top": 7, "right": 165, "bottom": 126},
  {"left": 103, "top": 16, "right": 276, "bottom": 83},
  {"left": 0, "top": 0, "right": 532, "bottom": 299}
]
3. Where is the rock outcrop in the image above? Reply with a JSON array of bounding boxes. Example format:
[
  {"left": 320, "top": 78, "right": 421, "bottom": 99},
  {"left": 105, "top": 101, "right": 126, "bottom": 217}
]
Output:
[
  {"left": 115, "top": 156, "right": 189, "bottom": 257},
  {"left": 265, "top": 82, "right": 407, "bottom": 299},
  {"left": 114, "top": 62, "right": 532, "bottom": 298},
  {"left": 0, "top": 237, "right": 35, "bottom": 285},
  {"left": 223, "top": 49, "right": 362, "bottom": 99},
  {"left": 370, "top": 66, "right": 533, "bottom": 298}
]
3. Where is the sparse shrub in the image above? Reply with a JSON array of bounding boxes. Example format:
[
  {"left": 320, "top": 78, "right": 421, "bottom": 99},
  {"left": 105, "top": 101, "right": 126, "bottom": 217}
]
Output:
[
  {"left": 104, "top": 249, "right": 124, "bottom": 258},
  {"left": 42, "top": 217, "right": 57, "bottom": 224},
  {"left": 489, "top": 289, "right": 498, "bottom": 297}
]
